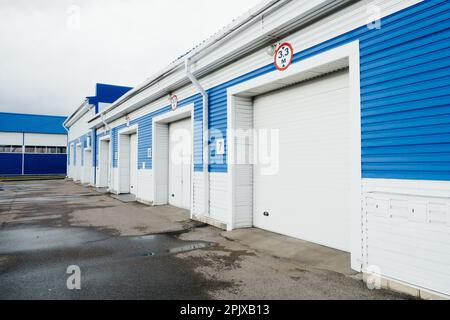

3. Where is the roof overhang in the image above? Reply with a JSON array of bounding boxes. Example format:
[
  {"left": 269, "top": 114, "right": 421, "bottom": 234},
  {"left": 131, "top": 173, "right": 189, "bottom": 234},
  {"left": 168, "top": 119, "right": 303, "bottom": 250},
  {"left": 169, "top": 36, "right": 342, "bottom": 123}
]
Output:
[
  {"left": 91, "top": 0, "right": 356, "bottom": 129},
  {"left": 64, "top": 99, "right": 93, "bottom": 128}
]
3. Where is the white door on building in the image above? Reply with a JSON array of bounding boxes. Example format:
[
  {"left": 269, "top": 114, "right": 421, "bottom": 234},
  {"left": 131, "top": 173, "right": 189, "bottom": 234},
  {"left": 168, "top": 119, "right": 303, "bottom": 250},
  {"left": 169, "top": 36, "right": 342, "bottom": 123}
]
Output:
[
  {"left": 75, "top": 144, "right": 82, "bottom": 181},
  {"left": 99, "top": 139, "right": 110, "bottom": 188},
  {"left": 129, "top": 134, "right": 138, "bottom": 196},
  {"left": 253, "top": 70, "right": 352, "bottom": 252},
  {"left": 70, "top": 144, "right": 75, "bottom": 178},
  {"left": 84, "top": 149, "right": 92, "bottom": 184},
  {"left": 168, "top": 118, "right": 192, "bottom": 210}
]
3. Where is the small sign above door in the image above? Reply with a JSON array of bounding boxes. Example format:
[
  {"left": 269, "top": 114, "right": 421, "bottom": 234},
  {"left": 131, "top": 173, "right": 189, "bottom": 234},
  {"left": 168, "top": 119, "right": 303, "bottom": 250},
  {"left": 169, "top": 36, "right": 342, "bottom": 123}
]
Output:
[
  {"left": 274, "top": 42, "right": 294, "bottom": 71},
  {"left": 170, "top": 95, "right": 178, "bottom": 111}
]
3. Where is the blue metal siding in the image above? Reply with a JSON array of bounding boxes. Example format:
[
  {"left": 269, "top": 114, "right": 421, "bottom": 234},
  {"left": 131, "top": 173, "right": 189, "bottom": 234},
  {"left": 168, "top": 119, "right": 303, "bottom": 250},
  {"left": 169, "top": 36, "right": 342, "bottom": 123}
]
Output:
[
  {"left": 359, "top": 0, "right": 450, "bottom": 180},
  {"left": 24, "top": 154, "right": 67, "bottom": 175},
  {"left": 111, "top": 94, "right": 204, "bottom": 170},
  {"left": 106, "top": 0, "right": 450, "bottom": 180},
  {"left": 0, "top": 154, "right": 22, "bottom": 175}
]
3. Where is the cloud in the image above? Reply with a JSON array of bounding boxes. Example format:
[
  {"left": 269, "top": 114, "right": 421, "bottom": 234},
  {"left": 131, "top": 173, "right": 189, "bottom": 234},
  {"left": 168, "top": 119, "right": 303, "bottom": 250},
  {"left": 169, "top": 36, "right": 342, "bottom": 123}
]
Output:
[{"left": 0, "top": 0, "right": 261, "bottom": 116}]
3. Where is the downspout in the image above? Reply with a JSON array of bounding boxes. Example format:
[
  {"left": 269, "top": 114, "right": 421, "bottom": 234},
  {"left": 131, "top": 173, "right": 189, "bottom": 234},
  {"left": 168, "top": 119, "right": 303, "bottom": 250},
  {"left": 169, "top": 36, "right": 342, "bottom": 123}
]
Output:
[
  {"left": 100, "top": 110, "right": 112, "bottom": 191},
  {"left": 100, "top": 111, "right": 111, "bottom": 132},
  {"left": 62, "top": 121, "right": 70, "bottom": 178},
  {"left": 185, "top": 58, "right": 209, "bottom": 217},
  {"left": 21, "top": 132, "right": 25, "bottom": 176}
]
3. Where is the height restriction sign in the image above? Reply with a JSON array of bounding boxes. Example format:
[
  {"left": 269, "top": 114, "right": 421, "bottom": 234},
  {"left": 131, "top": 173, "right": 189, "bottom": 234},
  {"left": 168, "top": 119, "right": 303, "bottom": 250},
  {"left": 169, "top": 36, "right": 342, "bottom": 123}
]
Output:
[{"left": 274, "top": 42, "right": 294, "bottom": 71}]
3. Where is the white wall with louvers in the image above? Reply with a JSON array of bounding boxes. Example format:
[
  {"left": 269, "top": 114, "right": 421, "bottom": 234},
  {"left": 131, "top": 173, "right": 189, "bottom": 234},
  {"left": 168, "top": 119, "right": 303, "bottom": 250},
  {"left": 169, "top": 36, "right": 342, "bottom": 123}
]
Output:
[{"left": 362, "top": 179, "right": 450, "bottom": 296}]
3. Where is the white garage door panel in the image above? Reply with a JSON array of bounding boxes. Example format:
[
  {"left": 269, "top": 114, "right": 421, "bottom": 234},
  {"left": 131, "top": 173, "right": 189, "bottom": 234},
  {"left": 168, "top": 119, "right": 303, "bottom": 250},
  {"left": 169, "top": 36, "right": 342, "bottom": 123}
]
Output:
[
  {"left": 169, "top": 118, "right": 192, "bottom": 210},
  {"left": 253, "top": 70, "right": 351, "bottom": 252},
  {"left": 129, "top": 134, "right": 138, "bottom": 195}
]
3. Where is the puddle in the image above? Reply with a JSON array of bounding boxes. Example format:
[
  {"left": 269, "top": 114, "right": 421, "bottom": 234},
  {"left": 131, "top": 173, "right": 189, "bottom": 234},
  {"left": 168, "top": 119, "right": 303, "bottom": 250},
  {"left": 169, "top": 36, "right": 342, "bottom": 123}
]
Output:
[
  {"left": 130, "top": 234, "right": 213, "bottom": 257},
  {"left": 142, "top": 252, "right": 155, "bottom": 257},
  {"left": 0, "top": 226, "right": 101, "bottom": 253},
  {"left": 168, "top": 243, "right": 212, "bottom": 254},
  {"left": 0, "top": 195, "right": 102, "bottom": 204},
  {"left": 0, "top": 225, "right": 214, "bottom": 258}
]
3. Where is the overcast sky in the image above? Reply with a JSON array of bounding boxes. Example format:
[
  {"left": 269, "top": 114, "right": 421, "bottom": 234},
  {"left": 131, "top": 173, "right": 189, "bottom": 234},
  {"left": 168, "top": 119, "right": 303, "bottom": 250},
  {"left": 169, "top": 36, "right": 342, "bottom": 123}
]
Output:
[{"left": 0, "top": 0, "right": 261, "bottom": 116}]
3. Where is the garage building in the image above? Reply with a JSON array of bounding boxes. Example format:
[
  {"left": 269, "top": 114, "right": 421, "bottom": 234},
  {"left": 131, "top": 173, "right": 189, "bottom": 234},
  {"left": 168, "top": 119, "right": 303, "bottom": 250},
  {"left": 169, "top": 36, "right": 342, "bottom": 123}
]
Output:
[
  {"left": 67, "top": 0, "right": 450, "bottom": 298},
  {"left": 0, "top": 112, "right": 67, "bottom": 176},
  {"left": 65, "top": 83, "right": 132, "bottom": 186}
]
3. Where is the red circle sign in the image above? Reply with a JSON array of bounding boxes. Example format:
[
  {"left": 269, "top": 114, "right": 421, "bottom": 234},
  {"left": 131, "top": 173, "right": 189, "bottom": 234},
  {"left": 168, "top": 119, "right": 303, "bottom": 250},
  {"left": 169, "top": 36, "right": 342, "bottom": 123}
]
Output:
[
  {"left": 274, "top": 42, "right": 294, "bottom": 71},
  {"left": 170, "top": 95, "right": 178, "bottom": 111}
]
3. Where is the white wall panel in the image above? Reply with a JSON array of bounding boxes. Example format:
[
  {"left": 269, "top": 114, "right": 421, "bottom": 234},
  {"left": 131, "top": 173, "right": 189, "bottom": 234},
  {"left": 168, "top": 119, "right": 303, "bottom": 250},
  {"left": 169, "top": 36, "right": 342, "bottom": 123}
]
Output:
[
  {"left": 68, "top": 111, "right": 92, "bottom": 142},
  {"left": 231, "top": 96, "right": 254, "bottom": 228},
  {"left": 110, "top": 168, "right": 119, "bottom": 194},
  {"left": 0, "top": 132, "right": 23, "bottom": 145},
  {"left": 82, "top": 149, "right": 94, "bottom": 185},
  {"left": 153, "top": 123, "right": 169, "bottom": 205},
  {"left": 98, "top": 103, "right": 111, "bottom": 113},
  {"left": 24, "top": 133, "right": 66, "bottom": 147},
  {"left": 137, "top": 169, "right": 153, "bottom": 203},
  {"left": 118, "top": 134, "right": 131, "bottom": 194},
  {"left": 362, "top": 178, "right": 450, "bottom": 296},
  {"left": 209, "top": 172, "right": 228, "bottom": 224},
  {"left": 192, "top": 172, "right": 205, "bottom": 216}
]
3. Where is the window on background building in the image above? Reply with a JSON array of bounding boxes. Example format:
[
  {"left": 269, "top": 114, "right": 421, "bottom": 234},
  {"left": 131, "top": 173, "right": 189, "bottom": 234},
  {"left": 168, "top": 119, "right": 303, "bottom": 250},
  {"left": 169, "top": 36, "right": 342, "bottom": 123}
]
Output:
[
  {"left": 0, "top": 145, "right": 11, "bottom": 153},
  {"left": 25, "top": 146, "right": 35, "bottom": 153},
  {"left": 57, "top": 147, "right": 67, "bottom": 154},
  {"left": 48, "top": 147, "right": 57, "bottom": 154},
  {"left": 35, "top": 146, "right": 46, "bottom": 153},
  {"left": 11, "top": 146, "right": 23, "bottom": 153},
  {"left": 24, "top": 146, "right": 67, "bottom": 154}
]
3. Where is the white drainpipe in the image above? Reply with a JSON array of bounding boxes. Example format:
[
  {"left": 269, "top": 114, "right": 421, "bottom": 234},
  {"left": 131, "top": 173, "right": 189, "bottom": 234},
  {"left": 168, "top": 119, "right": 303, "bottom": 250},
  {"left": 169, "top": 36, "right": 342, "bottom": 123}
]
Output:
[
  {"left": 99, "top": 111, "right": 112, "bottom": 191},
  {"left": 185, "top": 58, "right": 209, "bottom": 217},
  {"left": 100, "top": 112, "right": 111, "bottom": 132}
]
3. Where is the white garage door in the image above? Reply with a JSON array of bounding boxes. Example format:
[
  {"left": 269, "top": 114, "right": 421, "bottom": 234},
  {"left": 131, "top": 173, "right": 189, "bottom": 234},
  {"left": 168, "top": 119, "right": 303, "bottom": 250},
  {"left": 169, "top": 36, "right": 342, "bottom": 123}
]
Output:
[
  {"left": 83, "top": 150, "right": 93, "bottom": 184},
  {"left": 253, "top": 70, "right": 352, "bottom": 252},
  {"left": 168, "top": 118, "right": 192, "bottom": 210},
  {"left": 129, "top": 134, "right": 138, "bottom": 196}
]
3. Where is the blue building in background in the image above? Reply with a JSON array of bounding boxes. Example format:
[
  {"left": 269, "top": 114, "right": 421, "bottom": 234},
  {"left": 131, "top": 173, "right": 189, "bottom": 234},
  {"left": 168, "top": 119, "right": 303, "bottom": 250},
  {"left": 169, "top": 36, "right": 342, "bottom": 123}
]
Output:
[{"left": 0, "top": 112, "right": 68, "bottom": 176}]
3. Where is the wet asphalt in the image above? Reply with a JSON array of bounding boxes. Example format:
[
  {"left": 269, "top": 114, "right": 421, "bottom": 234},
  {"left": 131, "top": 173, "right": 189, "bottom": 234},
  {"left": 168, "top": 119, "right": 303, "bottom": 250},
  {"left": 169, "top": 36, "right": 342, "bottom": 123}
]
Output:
[
  {"left": 1, "top": 180, "right": 412, "bottom": 300},
  {"left": 0, "top": 181, "right": 222, "bottom": 300}
]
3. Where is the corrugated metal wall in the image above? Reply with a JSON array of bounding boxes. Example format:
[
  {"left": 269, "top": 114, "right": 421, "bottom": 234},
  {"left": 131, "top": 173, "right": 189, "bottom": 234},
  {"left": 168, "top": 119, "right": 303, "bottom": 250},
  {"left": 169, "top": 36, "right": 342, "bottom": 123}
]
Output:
[
  {"left": 203, "top": 0, "right": 450, "bottom": 179},
  {"left": 104, "top": 0, "right": 449, "bottom": 181},
  {"left": 24, "top": 154, "right": 67, "bottom": 175},
  {"left": 110, "top": 94, "right": 204, "bottom": 171},
  {"left": 0, "top": 154, "right": 22, "bottom": 175},
  {"left": 0, "top": 154, "right": 67, "bottom": 175}
]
